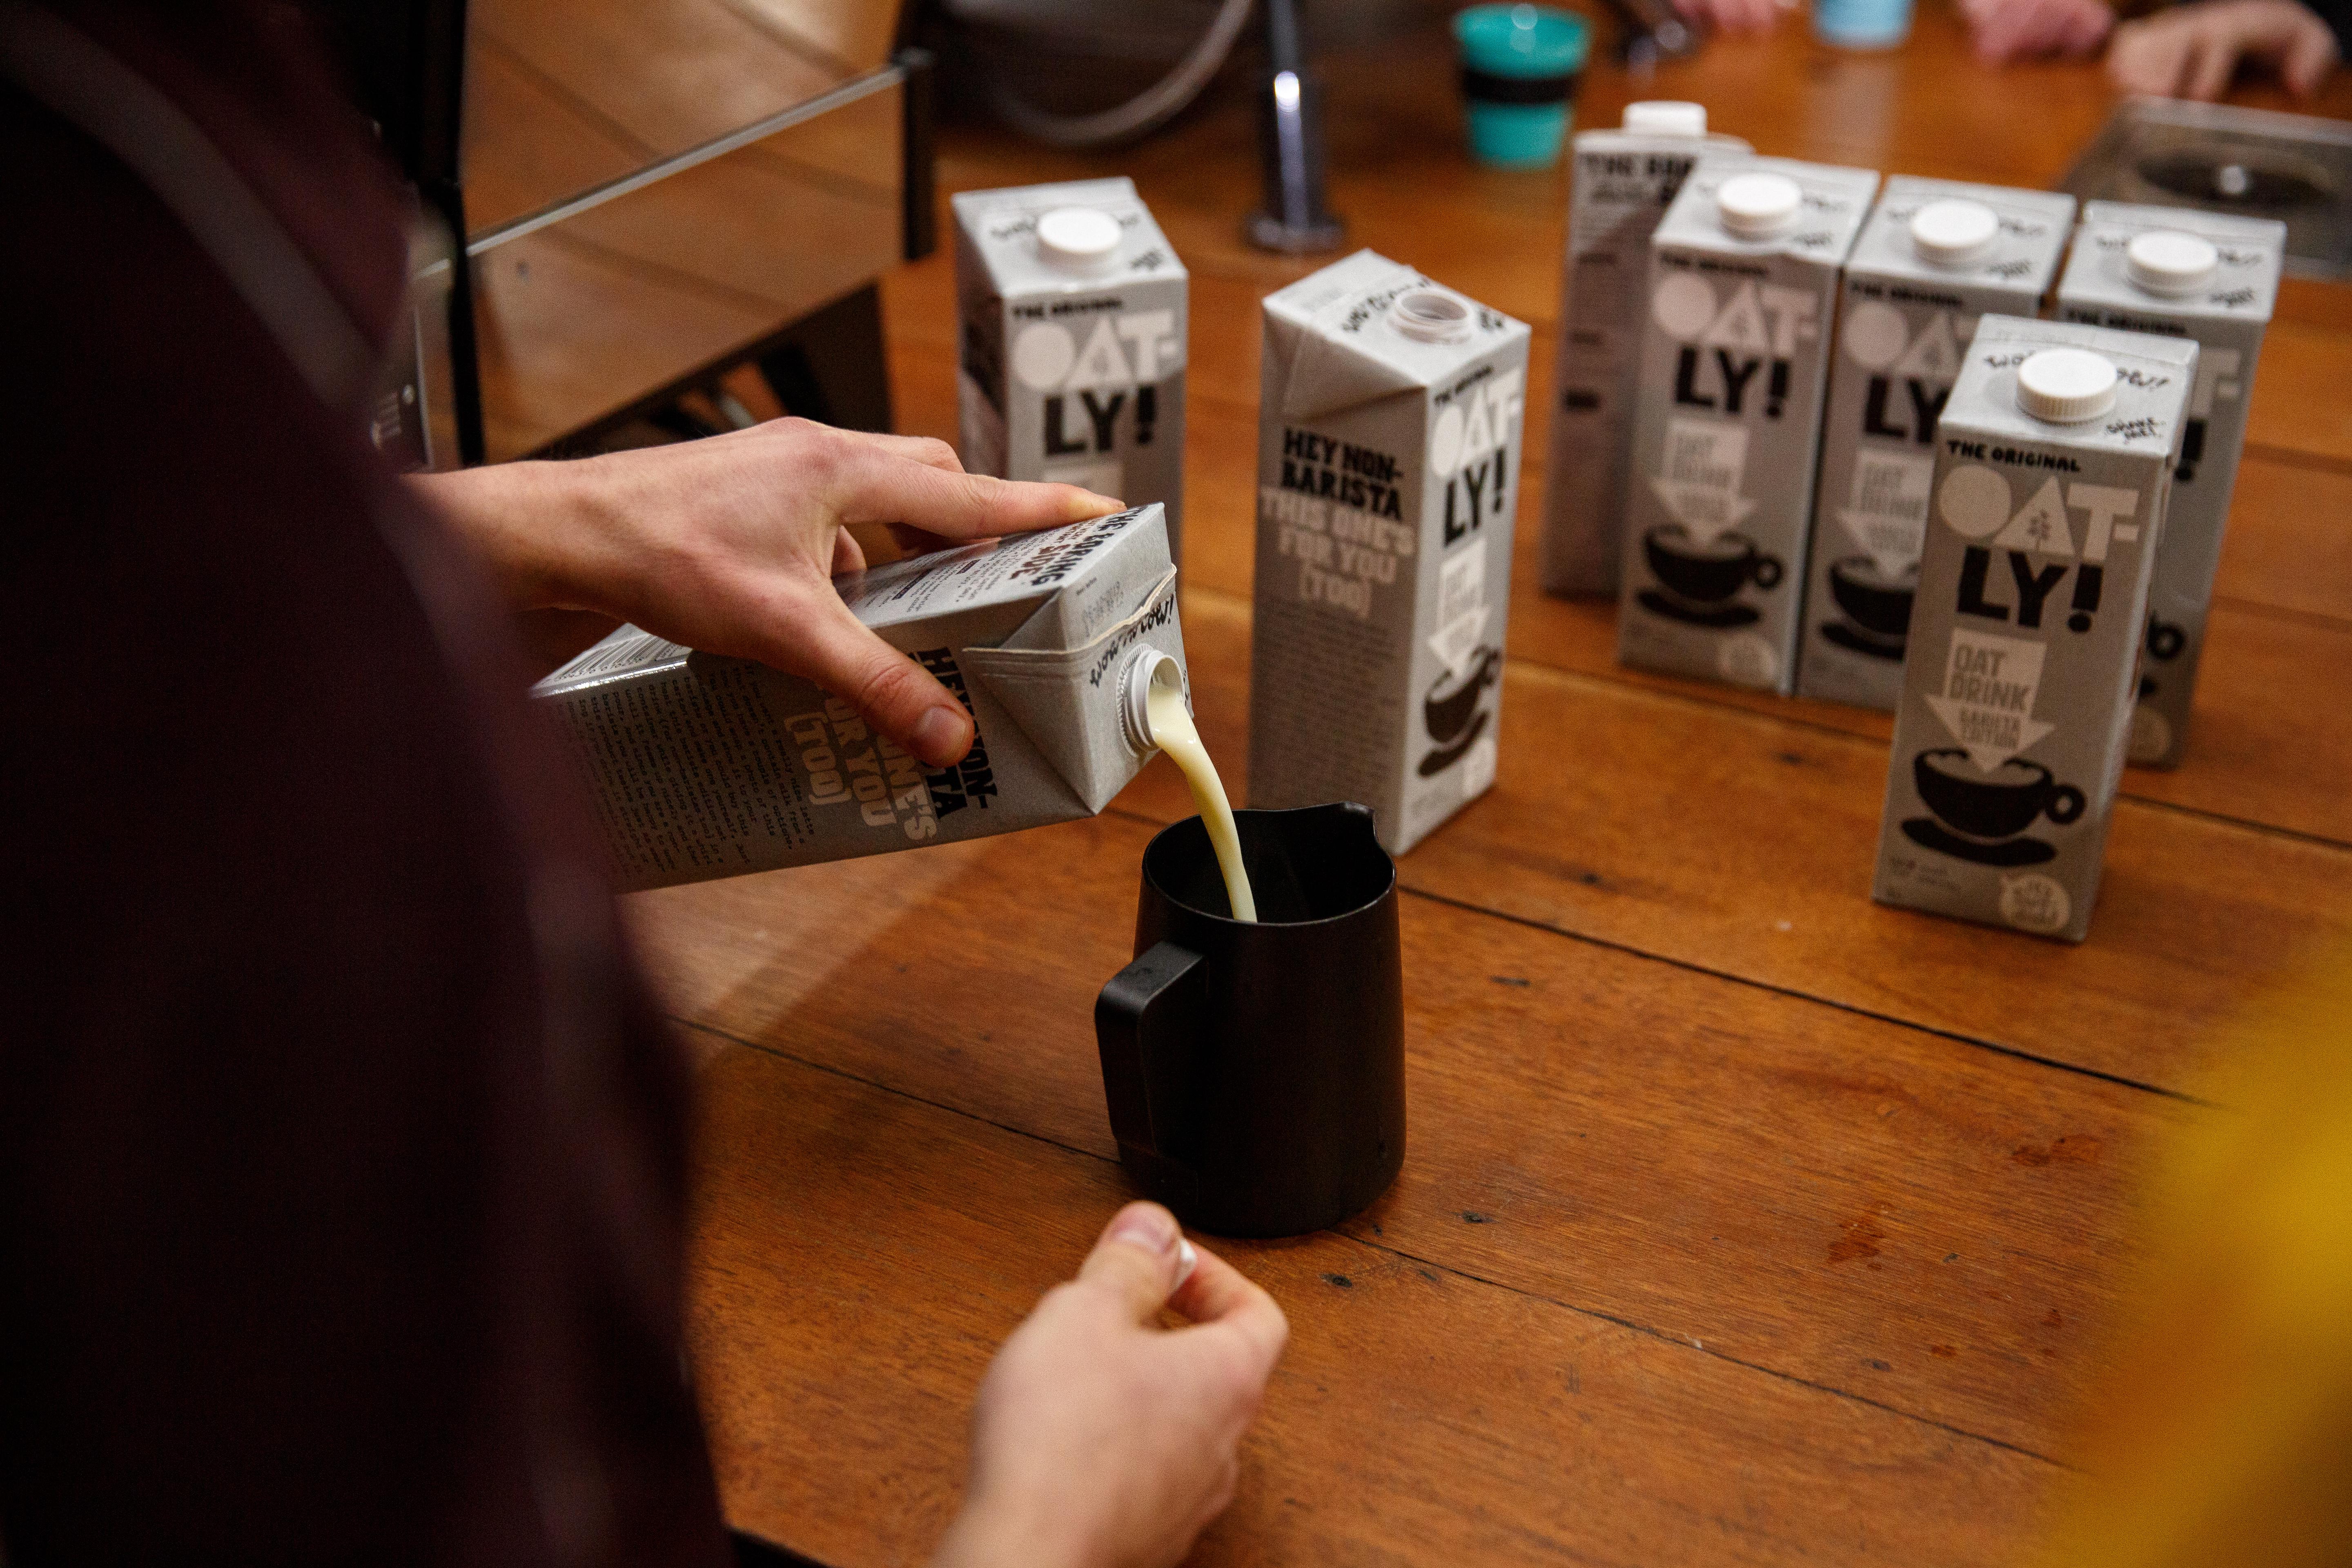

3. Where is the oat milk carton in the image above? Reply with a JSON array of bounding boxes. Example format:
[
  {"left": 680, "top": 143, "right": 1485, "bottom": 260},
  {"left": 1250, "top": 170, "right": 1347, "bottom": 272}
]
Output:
[
  {"left": 1616, "top": 156, "right": 1878, "bottom": 693},
  {"left": 2056, "top": 202, "right": 2285, "bottom": 768},
  {"left": 1540, "top": 102, "right": 1750, "bottom": 596},
  {"left": 1874, "top": 319, "right": 2196, "bottom": 942},
  {"left": 1797, "top": 178, "right": 2076, "bottom": 710},
  {"left": 1249, "top": 251, "right": 1531, "bottom": 857},
  {"left": 537, "top": 506, "right": 1184, "bottom": 891},
  {"left": 954, "top": 179, "right": 1188, "bottom": 559}
]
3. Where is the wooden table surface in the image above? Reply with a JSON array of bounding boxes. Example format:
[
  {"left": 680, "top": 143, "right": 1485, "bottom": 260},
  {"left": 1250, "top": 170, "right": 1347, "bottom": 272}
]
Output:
[{"left": 629, "top": 7, "right": 2352, "bottom": 1563}]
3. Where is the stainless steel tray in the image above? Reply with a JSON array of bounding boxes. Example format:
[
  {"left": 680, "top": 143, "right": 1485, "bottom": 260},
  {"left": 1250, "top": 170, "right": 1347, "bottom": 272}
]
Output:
[{"left": 2059, "top": 97, "right": 2352, "bottom": 279}]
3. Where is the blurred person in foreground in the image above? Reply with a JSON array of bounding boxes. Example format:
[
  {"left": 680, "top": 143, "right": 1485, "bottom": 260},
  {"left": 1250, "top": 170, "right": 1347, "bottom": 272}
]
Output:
[
  {"left": 2036, "top": 958, "right": 2352, "bottom": 1568},
  {"left": 0, "top": 2, "right": 1284, "bottom": 1564}
]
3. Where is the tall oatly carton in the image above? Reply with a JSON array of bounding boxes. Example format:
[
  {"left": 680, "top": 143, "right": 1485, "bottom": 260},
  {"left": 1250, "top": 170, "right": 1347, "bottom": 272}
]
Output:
[
  {"left": 1617, "top": 156, "right": 1878, "bottom": 693},
  {"left": 1797, "top": 178, "right": 2076, "bottom": 710},
  {"left": 954, "top": 179, "right": 1189, "bottom": 559},
  {"left": 1875, "top": 319, "right": 2195, "bottom": 943},
  {"left": 536, "top": 506, "right": 1185, "bottom": 892},
  {"left": 1250, "top": 251, "right": 1531, "bottom": 857},
  {"left": 1540, "top": 101, "right": 1750, "bottom": 596},
  {"left": 2056, "top": 202, "right": 2285, "bottom": 767}
]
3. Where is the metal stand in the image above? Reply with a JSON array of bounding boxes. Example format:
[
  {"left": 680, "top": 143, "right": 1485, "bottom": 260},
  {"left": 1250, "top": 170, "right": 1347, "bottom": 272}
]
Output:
[{"left": 1245, "top": 0, "right": 1344, "bottom": 254}]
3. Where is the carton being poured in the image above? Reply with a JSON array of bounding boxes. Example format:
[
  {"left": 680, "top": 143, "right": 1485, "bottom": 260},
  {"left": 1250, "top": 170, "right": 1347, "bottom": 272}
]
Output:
[
  {"left": 1616, "top": 156, "right": 1879, "bottom": 693},
  {"left": 1250, "top": 251, "right": 1531, "bottom": 857},
  {"left": 536, "top": 505, "right": 1184, "bottom": 892},
  {"left": 1797, "top": 178, "right": 2076, "bottom": 710},
  {"left": 1873, "top": 318, "right": 2196, "bottom": 943},
  {"left": 2056, "top": 202, "right": 2285, "bottom": 768},
  {"left": 1540, "top": 101, "right": 1750, "bottom": 596},
  {"left": 954, "top": 178, "right": 1189, "bottom": 559}
]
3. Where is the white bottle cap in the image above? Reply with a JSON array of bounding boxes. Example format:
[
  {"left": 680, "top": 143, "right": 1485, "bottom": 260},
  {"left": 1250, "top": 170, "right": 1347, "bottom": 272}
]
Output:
[
  {"left": 2016, "top": 348, "right": 2118, "bottom": 423},
  {"left": 1910, "top": 198, "right": 2000, "bottom": 268},
  {"left": 1036, "top": 206, "right": 1123, "bottom": 272},
  {"left": 1390, "top": 288, "right": 1473, "bottom": 343},
  {"left": 1623, "top": 100, "right": 1706, "bottom": 136},
  {"left": 1121, "top": 648, "right": 1183, "bottom": 753},
  {"left": 1717, "top": 172, "right": 1802, "bottom": 241},
  {"left": 2125, "top": 229, "right": 2219, "bottom": 297}
]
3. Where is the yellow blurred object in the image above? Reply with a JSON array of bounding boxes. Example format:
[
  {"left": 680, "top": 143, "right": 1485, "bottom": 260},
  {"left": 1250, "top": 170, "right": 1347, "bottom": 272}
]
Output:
[{"left": 2039, "top": 957, "right": 2352, "bottom": 1568}]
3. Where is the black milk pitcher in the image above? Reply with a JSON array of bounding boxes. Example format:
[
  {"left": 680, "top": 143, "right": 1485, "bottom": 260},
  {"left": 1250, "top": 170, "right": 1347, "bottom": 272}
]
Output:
[{"left": 1095, "top": 802, "right": 1405, "bottom": 1238}]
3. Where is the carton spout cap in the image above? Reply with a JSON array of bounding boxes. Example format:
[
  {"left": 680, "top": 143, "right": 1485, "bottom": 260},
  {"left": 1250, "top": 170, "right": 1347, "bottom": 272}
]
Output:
[
  {"left": 1390, "top": 288, "right": 1474, "bottom": 343},
  {"left": 1717, "top": 172, "right": 1802, "bottom": 240},
  {"left": 2016, "top": 348, "right": 2119, "bottom": 423},
  {"left": 1123, "top": 648, "right": 1183, "bottom": 753},
  {"left": 1037, "top": 205, "right": 1123, "bottom": 272},
  {"left": 2125, "top": 229, "right": 2219, "bottom": 297},
  {"left": 1911, "top": 198, "right": 2000, "bottom": 268},
  {"left": 1623, "top": 100, "right": 1706, "bottom": 136}
]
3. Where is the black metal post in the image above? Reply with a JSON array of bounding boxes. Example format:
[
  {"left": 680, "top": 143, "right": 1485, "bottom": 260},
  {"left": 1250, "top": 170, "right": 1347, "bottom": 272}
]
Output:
[{"left": 1245, "top": 0, "right": 1344, "bottom": 254}]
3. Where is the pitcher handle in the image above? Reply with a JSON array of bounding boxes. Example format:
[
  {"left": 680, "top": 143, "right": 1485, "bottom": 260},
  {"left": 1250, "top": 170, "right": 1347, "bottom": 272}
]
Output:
[{"left": 1095, "top": 940, "right": 1206, "bottom": 1163}]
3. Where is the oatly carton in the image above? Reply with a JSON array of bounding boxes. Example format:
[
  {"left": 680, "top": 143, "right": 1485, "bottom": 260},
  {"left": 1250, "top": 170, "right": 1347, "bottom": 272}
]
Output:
[
  {"left": 1250, "top": 250, "right": 1531, "bottom": 857},
  {"left": 1540, "top": 102, "right": 1750, "bottom": 596},
  {"left": 953, "top": 179, "right": 1188, "bottom": 558},
  {"left": 536, "top": 505, "right": 1184, "bottom": 892},
  {"left": 2056, "top": 201, "right": 2285, "bottom": 768},
  {"left": 1797, "top": 178, "right": 2076, "bottom": 710},
  {"left": 1874, "top": 318, "right": 2196, "bottom": 943},
  {"left": 1617, "top": 156, "right": 1878, "bottom": 693}
]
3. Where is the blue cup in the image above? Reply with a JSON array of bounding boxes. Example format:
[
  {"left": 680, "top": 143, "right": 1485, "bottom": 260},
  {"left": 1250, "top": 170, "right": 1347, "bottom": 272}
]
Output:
[
  {"left": 1452, "top": 4, "right": 1589, "bottom": 169},
  {"left": 1813, "top": 0, "right": 1913, "bottom": 48}
]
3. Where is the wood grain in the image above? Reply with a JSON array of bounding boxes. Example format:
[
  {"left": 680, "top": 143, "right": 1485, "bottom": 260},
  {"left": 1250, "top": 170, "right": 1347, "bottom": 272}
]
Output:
[
  {"left": 668, "top": 5, "right": 2352, "bottom": 1563},
  {"left": 637, "top": 799, "right": 2192, "bottom": 1457},
  {"left": 1102, "top": 591, "right": 2351, "bottom": 1095},
  {"left": 691, "top": 1036, "right": 2058, "bottom": 1568}
]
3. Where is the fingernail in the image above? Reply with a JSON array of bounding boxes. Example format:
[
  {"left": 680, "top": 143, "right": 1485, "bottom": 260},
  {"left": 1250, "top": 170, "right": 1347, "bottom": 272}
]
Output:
[
  {"left": 1069, "top": 489, "right": 1125, "bottom": 518},
  {"left": 1174, "top": 1237, "right": 1198, "bottom": 1290},
  {"left": 911, "top": 706, "right": 970, "bottom": 769},
  {"left": 1107, "top": 1203, "right": 1179, "bottom": 1258}
]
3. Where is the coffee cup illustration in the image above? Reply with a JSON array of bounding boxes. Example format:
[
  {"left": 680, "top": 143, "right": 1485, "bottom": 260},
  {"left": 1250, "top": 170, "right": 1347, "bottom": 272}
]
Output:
[
  {"left": 1419, "top": 646, "right": 1500, "bottom": 775},
  {"left": 1424, "top": 647, "right": 1500, "bottom": 744},
  {"left": 1902, "top": 748, "right": 2084, "bottom": 866},
  {"left": 1644, "top": 526, "right": 1782, "bottom": 601},
  {"left": 1820, "top": 555, "right": 1917, "bottom": 660},
  {"left": 1639, "top": 526, "right": 1781, "bottom": 628},
  {"left": 2138, "top": 619, "right": 2186, "bottom": 702}
]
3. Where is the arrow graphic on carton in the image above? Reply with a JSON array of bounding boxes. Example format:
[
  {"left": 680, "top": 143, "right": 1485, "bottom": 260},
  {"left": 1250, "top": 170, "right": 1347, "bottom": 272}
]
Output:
[
  {"left": 1653, "top": 417, "right": 1756, "bottom": 545},
  {"left": 1428, "top": 542, "right": 1489, "bottom": 678},
  {"left": 1650, "top": 480, "right": 1759, "bottom": 540},
  {"left": 1836, "top": 451, "right": 1934, "bottom": 579},
  {"left": 1924, "top": 627, "right": 2056, "bottom": 771}
]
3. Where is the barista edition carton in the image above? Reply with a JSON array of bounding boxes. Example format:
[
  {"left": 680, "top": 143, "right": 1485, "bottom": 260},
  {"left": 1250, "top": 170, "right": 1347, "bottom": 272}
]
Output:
[
  {"left": 537, "top": 506, "right": 1184, "bottom": 891},
  {"left": 1249, "top": 250, "right": 1531, "bottom": 857},
  {"left": 2056, "top": 201, "right": 2285, "bottom": 767},
  {"left": 1797, "top": 178, "right": 2076, "bottom": 710},
  {"left": 1874, "top": 318, "right": 2196, "bottom": 943},
  {"left": 953, "top": 178, "right": 1189, "bottom": 556},
  {"left": 1539, "top": 102, "right": 1750, "bottom": 596},
  {"left": 1617, "top": 156, "right": 1878, "bottom": 694}
]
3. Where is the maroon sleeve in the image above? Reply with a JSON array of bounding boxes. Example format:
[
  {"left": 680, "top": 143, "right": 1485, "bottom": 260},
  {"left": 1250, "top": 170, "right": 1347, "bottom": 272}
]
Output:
[{"left": 0, "top": 9, "right": 731, "bottom": 1566}]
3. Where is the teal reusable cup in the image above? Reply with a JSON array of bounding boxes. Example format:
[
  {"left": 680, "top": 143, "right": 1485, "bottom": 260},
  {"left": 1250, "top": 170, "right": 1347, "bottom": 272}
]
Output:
[
  {"left": 1452, "top": 5, "right": 1589, "bottom": 169},
  {"left": 1813, "top": 0, "right": 1913, "bottom": 49}
]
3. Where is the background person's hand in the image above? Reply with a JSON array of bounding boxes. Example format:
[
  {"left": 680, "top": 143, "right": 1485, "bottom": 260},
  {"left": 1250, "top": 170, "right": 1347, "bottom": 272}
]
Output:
[
  {"left": 1962, "top": 0, "right": 2117, "bottom": 61},
  {"left": 2107, "top": 0, "right": 2340, "bottom": 97},
  {"left": 1668, "top": 0, "right": 1790, "bottom": 37},
  {"left": 934, "top": 1203, "right": 1288, "bottom": 1568},
  {"left": 414, "top": 419, "right": 1120, "bottom": 769}
]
